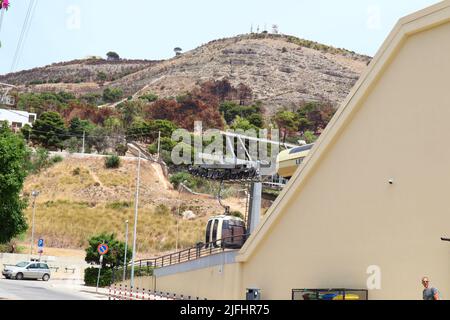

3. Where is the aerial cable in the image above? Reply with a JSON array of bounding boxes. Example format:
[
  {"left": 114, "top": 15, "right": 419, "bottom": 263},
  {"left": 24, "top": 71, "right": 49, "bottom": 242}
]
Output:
[
  {"left": 10, "top": 0, "right": 36, "bottom": 73},
  {"left": 10, "top": 0, "right": 33, "bottom": 72},
  {"left": 14, "top": 0, "right": 37, "bottom": 71}
]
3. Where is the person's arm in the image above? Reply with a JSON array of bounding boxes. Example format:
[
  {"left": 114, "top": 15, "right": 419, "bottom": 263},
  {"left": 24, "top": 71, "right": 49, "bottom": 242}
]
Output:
[{"left": 433, "top": 288, "right": 440, "bottom": 300}]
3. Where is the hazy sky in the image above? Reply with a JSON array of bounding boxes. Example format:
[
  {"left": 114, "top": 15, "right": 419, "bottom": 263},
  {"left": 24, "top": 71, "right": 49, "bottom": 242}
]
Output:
[{"left": 0, "top": 0, "right": 441, "bottom": 75}]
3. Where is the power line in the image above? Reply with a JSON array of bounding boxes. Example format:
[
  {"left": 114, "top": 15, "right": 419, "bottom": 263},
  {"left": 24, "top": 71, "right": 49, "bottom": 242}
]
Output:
[
  {"left": 10, "top": 0, "right": 37, "bottom": 73},
  {"left": 14, "top": 0, "right": 38, "bottom": 72}
]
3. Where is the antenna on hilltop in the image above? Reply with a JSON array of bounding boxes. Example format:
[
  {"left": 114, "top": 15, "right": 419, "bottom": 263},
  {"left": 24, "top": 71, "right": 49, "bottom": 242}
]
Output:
[
  {"left": 250, "top": 24, "right": 253, "bottom": 34},
  {"left": 272, "top": 24, "right": 279, "bottom": 34}
]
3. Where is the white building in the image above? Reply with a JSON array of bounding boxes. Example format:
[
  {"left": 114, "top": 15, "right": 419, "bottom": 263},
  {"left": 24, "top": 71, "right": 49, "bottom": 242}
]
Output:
[{"left": 0, "top": 108, "right": 37, "bottom": 131}]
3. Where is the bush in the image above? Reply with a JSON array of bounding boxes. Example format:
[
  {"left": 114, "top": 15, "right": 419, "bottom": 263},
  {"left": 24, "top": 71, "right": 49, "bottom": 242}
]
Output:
[
  {"left": 105, "top": 155, "right": 120, "bottom": 169},
  {"left": 103, "top": 87, "right": 124, "bottom": 103},
  {"left": 27, "top": 148, "right": 49, "bottom": 174},
  {"left": 148, "top": 137, "right": 177, "bottom": 155},
  {"left": 139, "top": 93, "right": 158, "bottom": 102},
  {"left": 84, "top": 267, "right": 113, "bottom": 287},
  {"left": 72, "top": 167, "right": 81, "bottom": 176},
  {"left": 115, "top": 144, "right": 128, "bottom": 156},
  {"left": 169, "top": 172, "right": 196, "bottom": 189},
  {"left": 50, "top": 155, "right": 64, "bottom": 164},
  {"left": 230, "top": 211, "right": 244, "bottom": 220},
  {"left": 106, "top": 201, "right": 131, "bottom": 210}
]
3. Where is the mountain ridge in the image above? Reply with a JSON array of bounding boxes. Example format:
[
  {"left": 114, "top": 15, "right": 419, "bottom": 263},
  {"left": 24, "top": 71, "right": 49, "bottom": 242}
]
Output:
[{"left": 1, "top": 33, "right": 372, "bottom": 112}]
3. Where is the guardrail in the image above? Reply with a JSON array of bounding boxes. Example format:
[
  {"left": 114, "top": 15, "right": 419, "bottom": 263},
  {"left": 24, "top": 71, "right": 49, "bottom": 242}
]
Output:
[
  {"left": 130, "top": 234, "right": 249, "bottom": 270},
  {"left": 108, "top": 284, "right": 207, "bottom": 301}
]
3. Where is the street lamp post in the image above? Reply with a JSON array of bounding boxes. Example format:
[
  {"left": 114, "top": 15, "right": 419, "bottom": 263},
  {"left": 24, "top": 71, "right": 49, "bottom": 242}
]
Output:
[
  {"left": 29, "top": 191, "right": 40, "bottom": 259},
  {"left": 123, "top": 220, "right": 129, "bottom": 282},
  {"left": 176, "top": 180, "right": 187, "bottom": 252},
  {"left": 127, "top": 144, "right": 142, "bottom": 289}
]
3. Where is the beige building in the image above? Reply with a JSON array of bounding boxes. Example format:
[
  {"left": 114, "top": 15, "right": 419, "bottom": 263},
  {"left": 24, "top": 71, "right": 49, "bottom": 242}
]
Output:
[{"left": 142, "top": 1, "right": 450, "bottom": 300}]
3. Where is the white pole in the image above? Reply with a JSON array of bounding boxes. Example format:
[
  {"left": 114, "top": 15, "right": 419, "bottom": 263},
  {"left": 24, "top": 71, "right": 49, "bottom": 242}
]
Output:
[
  {"left": 29, "top": 191, "right": 39, "bottom": 259},
  {"left": 130, "top": 150, "right": 141, "bottom": 289},
  {"left": 157, "top": 131, "right": 161, "bottom": 160},
  {"left": 82, "top": 130, "right": 85, "bottom": 154},
  {"left": 30, "top": 197, "right": 36, "bottom": 258},
  {"left": 123, "top": 220, "right": 129, "bottom": 282},
  {"left": 96, "top": 254, "right": 104, "bottom": 293}
]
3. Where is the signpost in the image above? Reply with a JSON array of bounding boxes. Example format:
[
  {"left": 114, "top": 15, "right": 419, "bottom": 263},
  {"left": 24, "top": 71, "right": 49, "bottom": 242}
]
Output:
[
  {"left": 96, "top": 243, "right": 109, "bottom": 293},
  {"left": 37, "top": 239, "right": 44, "bottom": 261}
]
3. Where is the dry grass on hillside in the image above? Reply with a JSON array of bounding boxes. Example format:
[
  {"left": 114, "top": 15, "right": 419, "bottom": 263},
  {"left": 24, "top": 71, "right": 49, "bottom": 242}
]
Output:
[{"left": 22, "top": 156, "right": 247, "bottom": 255}]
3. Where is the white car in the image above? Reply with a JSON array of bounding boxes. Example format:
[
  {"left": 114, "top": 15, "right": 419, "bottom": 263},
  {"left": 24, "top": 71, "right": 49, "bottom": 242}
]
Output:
[{"left": 2, "top": 261, "right": 51, "bottom": 281}]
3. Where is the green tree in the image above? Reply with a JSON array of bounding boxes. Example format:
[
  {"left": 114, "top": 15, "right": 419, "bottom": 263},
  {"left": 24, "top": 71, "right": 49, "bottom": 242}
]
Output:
[
  {"left": 103, "top": 87, "right": 124, "bottom": 103},
  {"left": 303, "top": 130, "right": 318, "bottom": 144},
  {"left": 85, "top": 233, "right": 131, "bottom": 268},
  {"left": 139, "top": 93, "right": 158, "bottom": 102},
  {"left": 88, "top": 126, "right": 109, "bottom": 154},
  {"left": 147, "top": 119, "right": 178, "bottom": 139},
  {"left": 105, "top": 155, "right": 121, "bottom": 169},
  {"left": 0, "top": 124, "right": 29, "bottom": 244},
  {"left": 230, "top": 116, "right": 259, "bottom": 131},
  {"left": 273, "top": 110, "right": 300, "bottom": 143},
  {"left": 106, "top": 51, "right": 120, "bottom": 60},
  {"left": 97, "top": 71, "right": 108, "bottom": 83},
  {"left": 117, "top": 101, "right": 143, "bottom": 128},
  {"left": 68, "top": 117, "right": 94, "bottom": 138},
  {"left": 31, "top": 111, "right": 68, "bottom": 150},
  {"left": 148, "top": 137, "right": 177, "bottom": 154}
]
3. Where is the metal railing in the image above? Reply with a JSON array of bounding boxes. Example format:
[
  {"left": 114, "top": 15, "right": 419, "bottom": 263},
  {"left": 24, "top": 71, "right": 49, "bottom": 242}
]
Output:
[
  {"left": 132, "top": 234, "right": 249, "bottom": 270},
  {"left": 108, "top": 284, "right": 208, "bottom": 301}
]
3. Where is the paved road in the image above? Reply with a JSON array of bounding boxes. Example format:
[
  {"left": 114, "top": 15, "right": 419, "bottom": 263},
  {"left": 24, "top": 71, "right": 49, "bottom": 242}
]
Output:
[{"left": 0, "top": 278, "right": 107, "bottom": 300}]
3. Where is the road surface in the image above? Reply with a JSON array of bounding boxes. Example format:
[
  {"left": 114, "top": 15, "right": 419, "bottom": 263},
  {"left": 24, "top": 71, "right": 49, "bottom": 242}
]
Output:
[{"left": 0, "top": 278, "right": 107, "bottom": 300}]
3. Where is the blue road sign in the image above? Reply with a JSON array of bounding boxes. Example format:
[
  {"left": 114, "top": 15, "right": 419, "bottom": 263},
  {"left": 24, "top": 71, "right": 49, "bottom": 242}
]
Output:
[
  {"left": 97, "top": 244, "right": 109, "bottom": 255},
  {"left": 38, "top": 239, "right": 44, "bottom": 248}
]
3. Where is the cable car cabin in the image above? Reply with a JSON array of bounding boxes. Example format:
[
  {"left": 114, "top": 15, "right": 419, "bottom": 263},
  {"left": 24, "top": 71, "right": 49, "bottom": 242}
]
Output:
[
  {"left": 205, "top": 216, "right": 247, "bottom": 249},
  {"left": 276, "top": 144, "right": 314, "bottom": 179}
]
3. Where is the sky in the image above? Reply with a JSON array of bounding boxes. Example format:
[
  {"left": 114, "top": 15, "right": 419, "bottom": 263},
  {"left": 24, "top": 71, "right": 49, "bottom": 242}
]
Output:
[{"left": 0, "top": 0, "right": 442, "bottom": 75}]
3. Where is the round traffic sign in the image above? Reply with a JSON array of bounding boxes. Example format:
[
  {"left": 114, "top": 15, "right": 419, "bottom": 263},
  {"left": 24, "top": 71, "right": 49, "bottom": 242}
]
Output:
[{"left": 97, "top": 244, "right": 109, "bottom": 255}]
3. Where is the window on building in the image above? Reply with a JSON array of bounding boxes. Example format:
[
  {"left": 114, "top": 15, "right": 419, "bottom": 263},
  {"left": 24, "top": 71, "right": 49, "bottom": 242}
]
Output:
[
  {"left": 29, "top": 115, "right": 36, "bottom": 123},
  {"left": 11, "top": 122, "right": 22, "bottom": 129}
]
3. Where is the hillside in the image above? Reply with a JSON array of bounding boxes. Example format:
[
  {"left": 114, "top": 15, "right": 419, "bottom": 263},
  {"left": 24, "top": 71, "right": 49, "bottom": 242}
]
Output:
[
  {"left": 22, "top": 155, "right": 248, "bottom": 255},
  {"left": 0, "top": 58, "right": 158, "bottom": 96},
  {"left": 1, "top": 33, "right": 371, "bottom": 112}
]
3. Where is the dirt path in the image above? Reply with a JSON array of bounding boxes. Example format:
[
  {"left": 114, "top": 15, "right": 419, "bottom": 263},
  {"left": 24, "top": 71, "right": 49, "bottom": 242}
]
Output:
[{"left": 150, "top": 162, "right": 170, "bottom": 190}]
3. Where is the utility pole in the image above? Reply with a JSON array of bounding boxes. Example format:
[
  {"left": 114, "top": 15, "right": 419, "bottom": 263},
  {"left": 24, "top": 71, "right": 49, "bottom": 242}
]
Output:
[
  {"left": 157, "top": 131, "right": 161, "bottom": 161},
  {"left": 128, "top": 145, "right": 141, "bottom": 289},
  {"left": 82, "top": 130, "right": 85, "bottom": 154},
  {"left": 29, "top": 191, "right": 40, "bottom": 259},
  {"left": 123, "top": 220, "right": 129, "bottom": 282},
  {"left": 176, "top": 181, "right": 187, "bottom": 252}
]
